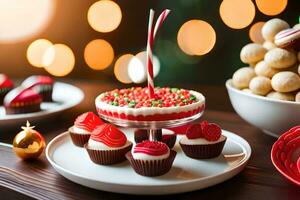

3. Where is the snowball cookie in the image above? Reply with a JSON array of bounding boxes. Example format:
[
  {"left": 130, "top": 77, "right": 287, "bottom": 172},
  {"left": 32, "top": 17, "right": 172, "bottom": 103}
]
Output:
[
  {"left": 262, "top": 18, "right": 290, "bottom": 41},
  {"left": 264, "top": 48, "right": 297, "bottom": 69},
  {"left": 232, "top": 67, "right": 256, "bottom": 89},
  {"left": 266, "top": 91, "right": 295, "bottom": 101},
  {"left": 249, "top": 76, "right": 272, "bottom": 95},
  {"left": 271, "top": 71, "right": 300, "bottom": 92},
  {"left": 295, "top": 91, "right": 300, "bottom": 102},
  {"left": 254, "top": 61, "right": 280, "bottom": 78},
  {"left": 240, "top": 43, "right": 267, "bottom": 64},
  {"left": 263, "top": 41, "right": 277, "bottom": 50}
]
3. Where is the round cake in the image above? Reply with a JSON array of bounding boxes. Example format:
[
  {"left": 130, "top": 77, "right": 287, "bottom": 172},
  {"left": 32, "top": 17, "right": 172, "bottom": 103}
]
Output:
[{"left": 95, "top": 87, "right": 205, "bottom": 121}]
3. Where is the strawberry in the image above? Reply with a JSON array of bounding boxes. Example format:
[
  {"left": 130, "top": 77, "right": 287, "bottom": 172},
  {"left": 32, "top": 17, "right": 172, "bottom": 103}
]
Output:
[
  {"left": 202, "top": 123, "right": 222, "bottom": 141},
  {"left": 186, "top": 124, "right": 203, "bottom": 139}
]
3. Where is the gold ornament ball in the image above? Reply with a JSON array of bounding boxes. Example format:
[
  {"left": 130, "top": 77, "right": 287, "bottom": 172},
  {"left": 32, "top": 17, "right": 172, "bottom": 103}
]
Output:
[{"left": 13, "top": 121, "right": 46, "bottom": 160}]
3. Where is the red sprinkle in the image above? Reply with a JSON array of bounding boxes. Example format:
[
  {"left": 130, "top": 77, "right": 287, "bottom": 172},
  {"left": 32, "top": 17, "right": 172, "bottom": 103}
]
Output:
[
  {"left": 186, "top": 124, "right": 203, "bottom": 139},
  {"left": 202, "top": 123, "right": 222, "bottom": 141}
]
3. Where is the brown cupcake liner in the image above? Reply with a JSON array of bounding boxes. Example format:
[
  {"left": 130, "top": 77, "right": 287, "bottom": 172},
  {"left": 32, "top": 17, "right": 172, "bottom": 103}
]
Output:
[
  {"left": 69, "top": 128, "right": 90, "bottom": 147},
  {"left": 162, "top": 134, "right": 177, "bottom": 149},
  {"left": 39, "top": 90, "right": 53, "bottom": 102},
  {"left": 5, "top": 104, "right": 41, "bottom": 115},
  {"left": 85, "top": 143, "right": 132, "bottom": 165},
  {"left": 126, "top": 150, "right": 177, "bottom": 177},
  {"left": 180, "top": 137, "right": 227, "bottom": 159}
]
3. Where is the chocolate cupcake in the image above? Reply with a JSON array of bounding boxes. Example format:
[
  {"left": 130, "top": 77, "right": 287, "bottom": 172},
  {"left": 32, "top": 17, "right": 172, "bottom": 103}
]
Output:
[
  {"left": 180, "top": 121, "right": 227, "bottom": 159},
  {"left": 4, "top": 87, "right": 42, "bottom": 114},
  {"left": 69, "top": 112, "right": 104, "bottom": 147},
  {"left": 126, "top": 141, "right": 176, "bottom": 177},
  {"left": 85, "top": 123, "right": 132, "bottom": 165},
  {"left": 0, "top": 74, "right": 14, "bottom": 105},
  {"left": 22, "top": 75, "right": 54, "bottom": 102}
]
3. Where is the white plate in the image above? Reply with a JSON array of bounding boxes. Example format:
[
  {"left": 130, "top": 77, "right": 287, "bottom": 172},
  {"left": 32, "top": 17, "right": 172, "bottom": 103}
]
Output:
[
  {"left": 46, "top": 129, "right": 251, "bottom": 195},
  {"left": 0, "top": 82, "right": 84, "bottom": 126}
]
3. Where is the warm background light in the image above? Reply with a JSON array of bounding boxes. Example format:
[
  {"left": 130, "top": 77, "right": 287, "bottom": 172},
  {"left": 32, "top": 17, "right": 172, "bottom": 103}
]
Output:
[
  {"left": 249, "top": 22, "right": 265, "bottom": 44},
  {"left": 128, "top": 51, "right": 160, "bottom": 84},
  {"left": 255, "top": 0, "right": 288, "bottom": 16},
  {"left": 87, "top": 0, "right": 122, "bottom": 33},
  {"left": 177, "top": 20, "right": 216, "bottom": 56},
  {"left": 220, "top": 0, "right": 256, "bottom": 29},
  {"left": 84, "top": 39, "right": 114, "bottom": 70},
  {"left": 27, "top": 39, "right": 53, "bottom": 68},
  {"left": 0, "top": 0, "right": 55, "bottom": 43},
  {"left": 43, "top": 44, "right": 75, "bottom": 77},
  {"left": 114, "top": 54, "right": 134, "bottom": 84}
]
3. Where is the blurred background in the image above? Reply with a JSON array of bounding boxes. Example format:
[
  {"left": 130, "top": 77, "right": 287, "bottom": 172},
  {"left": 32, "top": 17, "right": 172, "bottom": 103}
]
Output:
[{"left": 0, "top": 0, "right": 298, "bottom": 86}]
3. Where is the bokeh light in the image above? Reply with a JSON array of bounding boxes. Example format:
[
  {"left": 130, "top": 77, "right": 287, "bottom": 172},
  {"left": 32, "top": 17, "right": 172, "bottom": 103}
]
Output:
[
  {"left": 0, "top": 0, "right": 55, "bottom": 43},
  {"left": 249, "top": 22, "right": 265, "bottom": 44},
  {"left": 177, "top": 20, "right": 216, "bottom": 56},
  {"left": 84, "top": 39, "right": 114, "bottom": 70},
  {"left": 27, "top": 39, "right": 53, "bottom": 68},
  {"left": 114, "top": 54, "right": 134, "bottom": 84},
  {"left": 43, "top": 44, "right": 75, "bottom": 77},
  {"left": 220, "top": 0, "right": 255, "bottom": 29},
  {"left": 255, "top": 0, "right": 287, "bottom": 16},
  {"left": 87, "top": 0, "right": 122, "bottom": 33},
  {"left": 128, "top": 51, "right": 160, "bottom": 84}
]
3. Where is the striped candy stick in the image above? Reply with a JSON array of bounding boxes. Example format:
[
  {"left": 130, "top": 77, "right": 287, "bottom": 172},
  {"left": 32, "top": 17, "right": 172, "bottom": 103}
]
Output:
[{"left": 146, "top": 9, "right": 171, "bottom": 98}]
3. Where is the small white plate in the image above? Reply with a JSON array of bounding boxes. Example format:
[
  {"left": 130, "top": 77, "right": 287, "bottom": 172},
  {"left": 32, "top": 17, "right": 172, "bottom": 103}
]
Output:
[
  {"left": 0, "top": 82, "right": 84, "bottom": 126},
  {"left": 46, "top": 129, "right": 251, "bottom": 195}
]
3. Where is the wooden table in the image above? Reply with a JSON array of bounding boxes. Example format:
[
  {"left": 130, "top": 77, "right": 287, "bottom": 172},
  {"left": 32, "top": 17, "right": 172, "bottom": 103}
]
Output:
[{"left": 0, "top": 80, "right": 299, "bottom": 200}]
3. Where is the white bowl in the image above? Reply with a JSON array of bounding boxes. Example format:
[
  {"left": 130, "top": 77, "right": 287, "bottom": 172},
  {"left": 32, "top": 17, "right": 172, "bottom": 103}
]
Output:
[{"left": 226, "top": 79, "right": 300, "bottom": 138}]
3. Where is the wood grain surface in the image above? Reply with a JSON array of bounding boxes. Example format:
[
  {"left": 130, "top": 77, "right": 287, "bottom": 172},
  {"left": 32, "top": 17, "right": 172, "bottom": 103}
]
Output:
[{"left": 0, "top": 80, "right": 299, "bottom": 200}]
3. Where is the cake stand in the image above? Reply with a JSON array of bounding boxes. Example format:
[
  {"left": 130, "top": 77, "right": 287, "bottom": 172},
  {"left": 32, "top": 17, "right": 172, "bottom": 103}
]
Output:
[{"left": 98, "top": 111, "right": 203, "bottom": 140}]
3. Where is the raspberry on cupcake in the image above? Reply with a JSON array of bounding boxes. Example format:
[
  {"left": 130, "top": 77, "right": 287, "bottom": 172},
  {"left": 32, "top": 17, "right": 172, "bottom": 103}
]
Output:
[
  {"left": 180, "top": 121, "right": 227, "bottom": 159},
  {"left": 69, "top": 112, "right": 104, "bottom": 147},
  {"left": 22, "top": 75, "right": 54, "bottom": 102},
  {"left": 4, "top": 87, "right": 42, "bottom": 114},
  {"left": 126, "top": 141, "right": 176, "bottom": 177},
  {"left": 85, "top": 123, "right": 132, "bottom": 165},
  {"left": 0, "top": 74, "right": 14, "bottom": 105}
]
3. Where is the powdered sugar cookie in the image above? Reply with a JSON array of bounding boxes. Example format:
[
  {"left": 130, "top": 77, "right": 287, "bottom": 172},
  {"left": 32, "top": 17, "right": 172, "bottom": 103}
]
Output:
[
  {"left": 240, "top": 43, "right": 267, "bottom": 64},
  {"left": 254, "top": 61, "right": 280, "bottom": 78},
  {"left": 249, "top": 76, "right": 272, "bottom": 95},
  {"left": 232, "top": 67, "right": 256, "bottom": 89},
  {"left": 295, "top": 91, "right": 300, "bottom": 102},
  {"left": 274, "top": 28, "right": 300, "bottom": 50},
  {"left": 263, "top": 41, "right": 277, "bottom": 50},
  {"left": 262, "top": 18, "right": 290, "bottom": 41},
  {"left": 271, "top": 71, "right": 300, "bottom": 92},
  {"left": 264, "top": 48, "right": 297, "bottom": 69},
  {"left": 266, "top": 91, "right": 295, "bottom": 101}
]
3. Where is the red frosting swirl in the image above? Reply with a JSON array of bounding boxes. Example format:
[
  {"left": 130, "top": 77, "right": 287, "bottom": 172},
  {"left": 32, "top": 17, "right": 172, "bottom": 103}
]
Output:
[
  {"left": 90, "top": 124, "right": 127, "bottom": 147},
  {"left": 0, "top": 74, "right": 14, "bottom": 88},
  {"left": 74, "top": 112, "right": 103, "bottom": 132},
  {"left": 133, "top": 141, "right": 169, "bottom": 156}
]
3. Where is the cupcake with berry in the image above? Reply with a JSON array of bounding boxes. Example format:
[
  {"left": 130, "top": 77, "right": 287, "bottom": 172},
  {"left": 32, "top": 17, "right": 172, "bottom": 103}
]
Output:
[
  {"left": 69, "top": 112, "right": 104, "bottom": 147},
  {"left": 4, "top": 87, "right": 42, "bottom": 114},
  {"left": 85, "top": 123, "right": 132, "bottom": 165},
  {"left": 0, "top": 74, "right": 14, "bottom": 105},
  {"left": 134, "top": 129, "right": 177, "bottom": 149},
  {"left": 180, "top": 121, "right": 227, "bottom": 159},
  {"left": 126, "top": 140, "right": 177, "bottom": 176},
  {"left": 21, "top": 75, "right": 54, "bottom": 102}
]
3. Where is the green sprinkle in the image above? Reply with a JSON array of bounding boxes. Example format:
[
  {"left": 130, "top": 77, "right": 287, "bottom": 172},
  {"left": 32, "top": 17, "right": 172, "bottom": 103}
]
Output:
[
  {"left": 183, "top": 99, "right": 188, "bottom": 103},
  {"left": 180, "top": 95, "right": 185, "bottom": 99},
  {"left": 158, "top": 100, "right": 162, "bottom": 104},
  {"left": 124, "top": 97, "right": 129, "bottom": 103},
  {"left": 112, "top": 102, "right": 119, "bottom": 106},
  {"left": 171, "top": 88, "right": 179, "bottom": 93},
  {"left": 128, "top": 101, "right": 137, "bottom": 108},
  {"left": 189, "top": 95, "right": 196, "bottom": 101},
  {"left": 113, "top": 93, "right": 119, "bottom": 97}
]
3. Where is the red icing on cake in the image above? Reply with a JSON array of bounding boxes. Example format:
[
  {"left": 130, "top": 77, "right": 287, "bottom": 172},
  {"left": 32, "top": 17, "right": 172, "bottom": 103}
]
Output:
[
  {"left": 90, "top": 124, "right": 127, "bottom": 147},
  {"left": 0, "top": 74, "right": 14, "bottom": 88},
  {"left": 202, "top": 122, "right": 222, "bottom": 141},
  {"left": 74, "top": 112, "right": 104, "bottom": 132},
  {"left": 186, "top": 124, "right": 203, "bottom": 139},
  {"left": 4, "top": 87, "right": 42, "bottom": 106},
  {"left": 22, "top": 75, "right": 54, "bottom": 88},
  {"left": 133, "top": 141, "right": 169, "bottom": 156}
]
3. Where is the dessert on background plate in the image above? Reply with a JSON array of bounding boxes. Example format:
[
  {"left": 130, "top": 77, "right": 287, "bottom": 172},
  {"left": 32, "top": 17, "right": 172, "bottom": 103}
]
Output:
[
  {"left": 68, "top": 112, "right": 104, "bottom": 147},
  {"left": 180, "top": 121, "right": 227, "bottom": 159},
  {"left": 0, "top": 74, "right": 14, "bottom": 105},
  {"left": 96, "top": 87, "right": 205, "bottom": 121},
  {"left": 85, "top": 123, "right": 132, "bottom": 165},
  {"left": 126, "top": 140, "right": 177, "bottom": 177},
  {"left": 4, "top": 87, "right": 42, "bottom": 114},
  {"left": 22, "top": 75, "right": 54, "bottom": 102}
]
